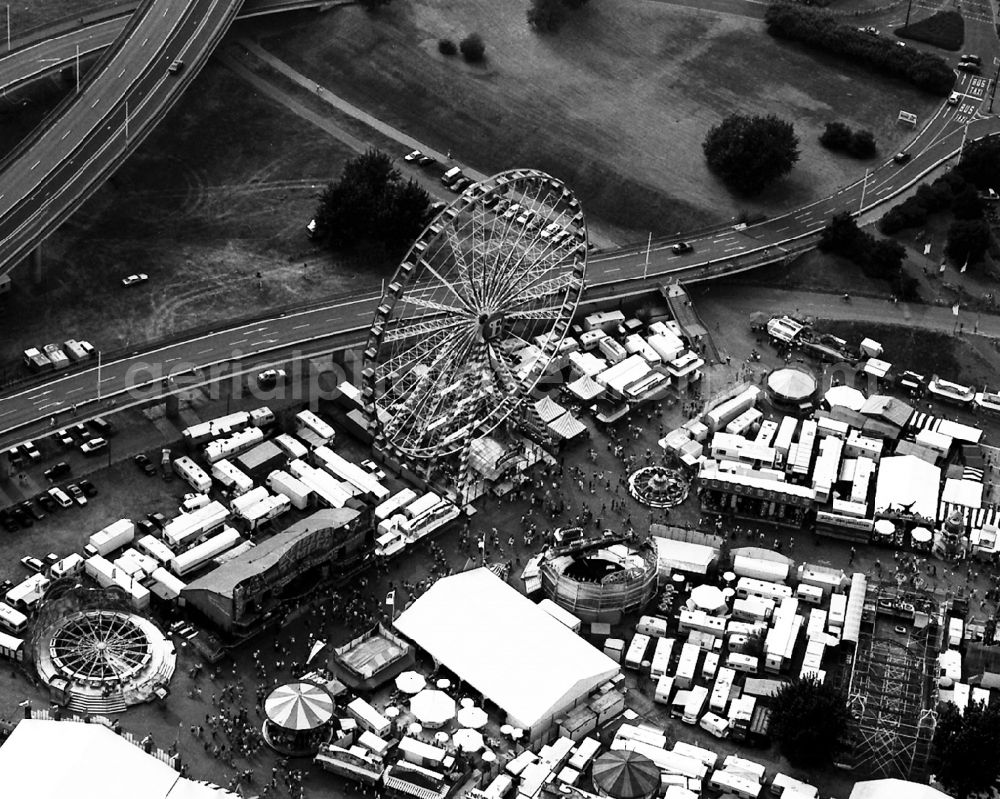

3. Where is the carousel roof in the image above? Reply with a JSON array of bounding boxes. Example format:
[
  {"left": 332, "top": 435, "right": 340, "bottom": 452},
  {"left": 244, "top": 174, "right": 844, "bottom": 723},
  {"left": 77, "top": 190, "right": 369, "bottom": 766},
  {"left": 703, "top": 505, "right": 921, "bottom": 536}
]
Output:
[
  {"left": 592, "top": 749, "right": 660, "bottom": 799},
  {"left": 766, "top": 367, "right": 817, "bottom": 401},
  {"left": 825, "top": 385, "right": 866, "bottom": 412},
  {"left": 265, "top": 682, "right": 334, "bottom": 731}
]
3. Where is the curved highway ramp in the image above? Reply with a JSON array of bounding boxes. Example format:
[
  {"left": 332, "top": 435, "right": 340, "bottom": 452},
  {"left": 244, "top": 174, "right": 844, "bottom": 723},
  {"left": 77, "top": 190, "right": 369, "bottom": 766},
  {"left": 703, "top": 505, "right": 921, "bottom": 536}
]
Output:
[{"left": 0, "top": 0, "right": 245, "bottom": 279}]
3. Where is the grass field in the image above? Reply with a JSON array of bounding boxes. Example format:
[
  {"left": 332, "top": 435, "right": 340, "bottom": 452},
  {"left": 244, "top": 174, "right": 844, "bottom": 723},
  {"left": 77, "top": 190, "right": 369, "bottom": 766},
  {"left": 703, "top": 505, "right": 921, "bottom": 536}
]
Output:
[
  {"left": 8, "top": 0, "right": 114, "bottom": 35},
  {"left": 0, "top": 61, "right": 388, "bottom": 363},
  {"left": 256, "top": 0, "right": 939, "bottom": 239}
]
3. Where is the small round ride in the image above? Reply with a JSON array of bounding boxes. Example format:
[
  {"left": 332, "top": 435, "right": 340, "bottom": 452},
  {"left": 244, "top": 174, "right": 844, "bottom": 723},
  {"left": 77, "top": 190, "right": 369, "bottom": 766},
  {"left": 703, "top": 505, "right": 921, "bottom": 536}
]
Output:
[
  {"left": 364, "top": 169, "right": 587, "bottom": 464},
  {"left": 263, "top": 681, "right": 336, "bottom": 756},
  {"left": 628, "top": 465, "right": 690, "bottom": 508}
]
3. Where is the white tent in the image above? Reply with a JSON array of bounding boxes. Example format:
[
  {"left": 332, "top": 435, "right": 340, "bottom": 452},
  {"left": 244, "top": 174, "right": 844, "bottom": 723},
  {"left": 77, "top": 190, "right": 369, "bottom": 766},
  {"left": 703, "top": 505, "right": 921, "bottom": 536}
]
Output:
[
  {"left": 0, "top": 718, "right": 239, "bottom": 799},
  {"left": 872, "top": 455, "right": 941, "bottom": 521},
  {"left": 849, "top": 780, "right": 951, "bottom": 799},
  {"left": 824, "top": 385, "right": 865, "bottom": 412},
  {"left": 394, "top": 568, "right": 618, "bottom": 738},
  {"left": 534, "top": 396, "right": 567, "bottom": 423},
  {"left": 651, "top": 537, "right": 717, "bottom": 577},
  {"left": 566, "top": 374, "right": 605, "bottom": 401}
]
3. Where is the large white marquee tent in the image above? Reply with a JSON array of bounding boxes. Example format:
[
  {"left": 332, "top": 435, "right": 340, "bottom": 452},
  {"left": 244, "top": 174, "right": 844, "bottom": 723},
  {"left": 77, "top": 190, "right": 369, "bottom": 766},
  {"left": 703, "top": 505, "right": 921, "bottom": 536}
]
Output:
[{"left": 393, "top": 568, "right": 619, "bottom": 739}]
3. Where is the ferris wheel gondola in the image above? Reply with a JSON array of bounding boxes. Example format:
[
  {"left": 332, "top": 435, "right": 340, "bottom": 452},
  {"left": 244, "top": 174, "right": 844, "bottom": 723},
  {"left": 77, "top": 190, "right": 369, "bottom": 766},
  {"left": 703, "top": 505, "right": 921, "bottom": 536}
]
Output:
[{"left": 363, "top": 169, "right": 588, "bottom": 461}]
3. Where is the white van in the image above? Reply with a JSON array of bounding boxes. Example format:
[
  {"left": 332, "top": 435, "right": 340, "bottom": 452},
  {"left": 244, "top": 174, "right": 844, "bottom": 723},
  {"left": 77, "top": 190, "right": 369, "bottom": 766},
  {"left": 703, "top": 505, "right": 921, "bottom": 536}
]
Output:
[
  {"left": 375, "top": 530, "right": 407, "bottom": 559},
  {"left": 48, "top": 487, "right": 72, "bottom": 508},
  {"left": 180, "top": 493, "right": 211, "bottom": 513},
  {"left": 698, "top": 711, "right": 730, "bottom": 739},
  {"left": 441, "top": 166, "right": 463, "bottom": 186}
]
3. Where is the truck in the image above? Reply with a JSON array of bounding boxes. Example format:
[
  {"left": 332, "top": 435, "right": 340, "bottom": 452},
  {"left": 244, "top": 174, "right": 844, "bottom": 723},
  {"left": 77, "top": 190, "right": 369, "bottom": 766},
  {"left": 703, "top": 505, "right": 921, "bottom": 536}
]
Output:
[
  {"left": 42, "top": 343, "right": 71, "bottom": 370},
  {"left": 22, "top": 347, "right": 52, "bottom": 371},
  {"left": 88, "top": 518, "right": 136, "bottom": 556},
  {"left": 266, "top": 470, "right": 311, "bottom": 510}
]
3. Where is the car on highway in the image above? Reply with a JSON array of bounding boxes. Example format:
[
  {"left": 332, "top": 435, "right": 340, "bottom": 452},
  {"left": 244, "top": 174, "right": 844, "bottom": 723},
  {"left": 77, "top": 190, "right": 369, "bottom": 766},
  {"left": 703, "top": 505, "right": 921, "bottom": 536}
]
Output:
[
  {"left": 134, "top": 453, "right": 156, "bottom": 476},
  {"left": 121, "top": 273, "right": 149, "bottom": 287},
  {"left": 168, "top": 59, "right": 184, "bottom": 74},
  {"left": 20, "top": 556, "right": 44, "bottom": 574},
  {"left": 948, "top": 92, "right": 961, "bottom": 105},
  {"left": 672, "top": 241, "right": 694, "bottom": 254},
  {"left": 257, "top": 368, "right": 287, "bottom": 389},
  {"left": 893, "top": 151, "right": 912, "bottom": 164},
  {"left": 80, "top": 437, "right": 108, "bottom": 456},
  {"left": 857, "top": 26, "right": 879, "bottom": 35},
  {"left": 66, "top": 483, "right": 87, "bottom": 506},
  {"left": 306, "top": 218, "right": 317, "bottom": 239},
  {"left": 957, "top": 61, "right": 981, "bottom": 74},
  {"left": 404, "top": 149, "right": 422, "bottom": 162},
  {"left": 78, "top": 478, "right": 98, "bottom": 498},
  {"left": 44, "top": 462, "right": 71, "bottom": 482}
]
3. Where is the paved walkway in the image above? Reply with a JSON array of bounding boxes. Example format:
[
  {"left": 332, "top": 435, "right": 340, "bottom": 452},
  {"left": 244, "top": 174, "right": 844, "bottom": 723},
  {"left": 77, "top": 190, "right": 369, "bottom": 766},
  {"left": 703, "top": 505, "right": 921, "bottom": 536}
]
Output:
[{"left": 702, "top": 283, "right": 1000, "bottom": 338}]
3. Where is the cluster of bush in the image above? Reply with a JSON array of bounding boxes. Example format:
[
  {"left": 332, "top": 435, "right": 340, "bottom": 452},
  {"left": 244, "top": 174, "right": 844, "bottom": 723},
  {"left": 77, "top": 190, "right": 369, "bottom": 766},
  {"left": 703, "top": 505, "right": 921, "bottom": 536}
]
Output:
[
  {"left": 527, "top": 0, "right": 591, "bottom": 33},
  {"left": 819, "top": 122, "right": 877, "bottom": 158},
  {"left": 878, "top": 139, "right": 999, "bottom": 266},
  {"left": 702, "top": 114, "right": 800, "bottom": 195},
  {"left": 765, "top": 3, "right": 955, "bottom": 96},
  {"left": 819, "top": 212, "right": 915, "bottom": 298},
  {"left": 438, "top": 33, "right": 486, "bottom": 63}
]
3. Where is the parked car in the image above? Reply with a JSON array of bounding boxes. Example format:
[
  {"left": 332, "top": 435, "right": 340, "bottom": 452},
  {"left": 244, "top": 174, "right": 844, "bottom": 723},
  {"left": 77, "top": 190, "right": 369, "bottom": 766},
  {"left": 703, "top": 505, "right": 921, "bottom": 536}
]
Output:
[
  {"left": 147, "top": 511, "right": 168, "bottom": 530},
  {"left": 957, "top": 61, "right": 981, "bottom": 74},
  {"left": 672, "top": 241, "right": 693, "bottom": 254},
  {"left": 20, "top": 441, "right": 41, "bottom": 463},
  {"left": 44, "top": 553, "right": 60, "bottom": 567},
  {"left": 948, "top": 91, "right": 961, "bottom": 106},
  {"left": 48, "top": 487, "right": 73, "bottom": 509},
  {"left": 44, "top": 462, "right": 71, "bottom": 481},
  {"left": 417, "top": 155, "right": 435, "bottom": 167},
  {"left": 53, "top": 429, "right": 75, "bottom": 448},
  {"left": 19, "top": 500, "right": 44, "bottom": 522},
  {"left": 20, "top": 556, "right": 44, "bottom": 573},
  {"left": 66, "top": 483, "right": 87, "bottom": 506},
  {"left": 451, "top": 177, "right": 474, "bottom": 193},
  {"left": 961, "top": 53, "right": 982, "bottom": 65},
  {"left": 78, "top": 478, "right": 98, "bottom": 498},
  {"left": 404, "top": 149, "right": 422, "bottom": 162},
  {"left": 256, "top": 369, "right": 287, "bottom": 389},
  {"left": 121, "top": 273, "right": 149, "bottom": 287},
  {"left": 11, "top": 507, "right": 33, "bottom": 527},
  {"left": 69, "top": 423, "right": 90, "bottom": 441},
  {"left": 36, "top": 493, "right": 57, "bottom": 512},
  {"left": 134, "top": 453, "right": 156, "bottom": 476},
  {"left": 893, "top": 151, "right": 912, "bottom": 164},
  {"left": 89, "top": 417, "right": 117, "bottom": 437},
  {"left": 136, "top": 519, "right": 157, "bottom": 537},
  {"left": 80, "top": 437, "right": 108, "bottom": 456},
  {"left": 428, "top": 201, "right": 447, "bottom": 215},
  {"left": 0, "top": 509, "right": 17, "bottom": 532},
  {"left": 360, "top": 459, "right": 387, "bottom": 480}
]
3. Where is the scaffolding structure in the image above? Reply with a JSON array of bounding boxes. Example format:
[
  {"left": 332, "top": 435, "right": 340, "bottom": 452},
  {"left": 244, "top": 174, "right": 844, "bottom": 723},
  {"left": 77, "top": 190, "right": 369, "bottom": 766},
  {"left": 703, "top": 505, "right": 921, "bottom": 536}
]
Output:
[{"left": 842, "top": 581, "right": 940, "bottom": 782}]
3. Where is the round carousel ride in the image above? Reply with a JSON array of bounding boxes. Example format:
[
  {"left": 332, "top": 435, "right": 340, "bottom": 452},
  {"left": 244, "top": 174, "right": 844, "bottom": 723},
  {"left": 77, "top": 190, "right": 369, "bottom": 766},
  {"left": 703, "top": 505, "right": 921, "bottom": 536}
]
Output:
[{"left": 628, "top": 465, "right": 690, "bottom": 508}]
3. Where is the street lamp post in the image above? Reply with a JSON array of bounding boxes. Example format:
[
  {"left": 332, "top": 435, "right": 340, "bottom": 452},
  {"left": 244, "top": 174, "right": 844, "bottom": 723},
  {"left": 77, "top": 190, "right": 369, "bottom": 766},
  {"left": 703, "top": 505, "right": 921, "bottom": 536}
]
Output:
[
  {"left": 6, "top": 5, "right": 10, "bottom": 53},
  {"left": 75, "top": 44, "right": 79, "bottom": 94},
  {"left": 859, "top": 169, "right": 870, "bottom": 214},
  {"left": 642, "top": 232, "right": 652, "bottom": 280},
  {"left": 904, "top": 0, "right": 914, "bottom": 27},
  {"left": 990, "top": 59, "right": 1000, "bottom": 114}
]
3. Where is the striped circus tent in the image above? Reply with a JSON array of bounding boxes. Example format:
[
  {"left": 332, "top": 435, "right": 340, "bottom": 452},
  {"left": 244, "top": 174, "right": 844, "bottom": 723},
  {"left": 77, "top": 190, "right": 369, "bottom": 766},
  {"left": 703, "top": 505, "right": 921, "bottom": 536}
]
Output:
[
  {"left": 264, "top": 682, "right": 334, "bottom": 731},
  {"left": 591, "top": 749, "right": 660, "bottom": 799}
]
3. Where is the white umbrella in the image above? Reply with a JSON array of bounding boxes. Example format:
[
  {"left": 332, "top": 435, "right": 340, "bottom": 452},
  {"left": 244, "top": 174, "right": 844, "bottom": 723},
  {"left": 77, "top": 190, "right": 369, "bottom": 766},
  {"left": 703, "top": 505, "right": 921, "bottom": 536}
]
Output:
[
  {"left": 510, "top": 728, "right": 524, "bottom": 741},
  {"left": 453, "top": 728, "right": 485, "bottom": 752},
  {"left": 384, "top": 706, "right": 400, "bottom": 719},
  {"left": 500, "top": 724, "right": 513, "bottom": 736},
  {"left": 410, "top": 689, "right": 457, "bottom": 728},
  {"left": 408, "top": 722, "right": 423, "bottom": 736},
  {"left": 482, "top": 750, "right": 497, "bottom": 763},
  {"left": 436, "top": 678, "right": 452, "bottom": 689},
  {"left": 396, "top": 671, "right": 427, "bottom": 695},
  {"left": 457, "top": 705, "right": 489, "bottom": 729},
  {"left": 460, "top": 697, "right": 475, "bottom": 708},
  {"left": 434, "top": 731, "right": 450, "bottom": 745}
]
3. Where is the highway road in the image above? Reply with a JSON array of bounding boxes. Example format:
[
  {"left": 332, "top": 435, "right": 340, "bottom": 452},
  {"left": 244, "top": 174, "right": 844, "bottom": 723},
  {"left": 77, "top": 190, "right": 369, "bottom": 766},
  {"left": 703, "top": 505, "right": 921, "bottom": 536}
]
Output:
[
  {"left": 0, "top": 0, "right": 334, "bottom": 94},
  {"left": 0, "top": 0, "right": 995, "bottom": 450}
]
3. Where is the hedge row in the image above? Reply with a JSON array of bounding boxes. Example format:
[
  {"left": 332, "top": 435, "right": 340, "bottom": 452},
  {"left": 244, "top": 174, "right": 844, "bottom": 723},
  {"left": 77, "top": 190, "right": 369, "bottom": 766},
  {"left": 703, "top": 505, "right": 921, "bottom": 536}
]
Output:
[{"left": 765, "top": 3, "right": 955, "bottom": 96}]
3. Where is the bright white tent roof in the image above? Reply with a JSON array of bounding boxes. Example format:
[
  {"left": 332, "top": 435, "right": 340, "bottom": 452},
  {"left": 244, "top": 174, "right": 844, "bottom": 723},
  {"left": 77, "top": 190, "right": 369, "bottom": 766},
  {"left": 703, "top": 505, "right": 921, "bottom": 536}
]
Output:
[
  {"left": 825, "top": 385, "right": 866, "bottom": 412},
  {"left": 393, "top": 568, "right": 619, "bottom": 733},
  {"left": 873, "top": 455, "right": 941, "bottom": 521},
  {"left": 0, "top": 719, "right": 239, "bottom": 799},
  {"left": 849, "top": 779, "right": 951, "bottom": 799},
  {"left": 651, "top": 536, "right": 717, "bottom": 576}
]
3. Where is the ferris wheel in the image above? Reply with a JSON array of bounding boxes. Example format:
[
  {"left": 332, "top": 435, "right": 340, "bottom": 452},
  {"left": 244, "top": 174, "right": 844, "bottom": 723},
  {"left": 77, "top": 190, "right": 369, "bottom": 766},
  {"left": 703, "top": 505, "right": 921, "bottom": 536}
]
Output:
[{"left": 363, "top": 169, "right": 588, "bottom": 461}]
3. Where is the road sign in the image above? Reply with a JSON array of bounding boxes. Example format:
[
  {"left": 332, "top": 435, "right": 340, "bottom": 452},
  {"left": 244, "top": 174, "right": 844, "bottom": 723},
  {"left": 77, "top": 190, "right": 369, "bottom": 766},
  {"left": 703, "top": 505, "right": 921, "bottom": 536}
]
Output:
[{"left": 898, "top": 110, "right": 917, "bottom": 126}]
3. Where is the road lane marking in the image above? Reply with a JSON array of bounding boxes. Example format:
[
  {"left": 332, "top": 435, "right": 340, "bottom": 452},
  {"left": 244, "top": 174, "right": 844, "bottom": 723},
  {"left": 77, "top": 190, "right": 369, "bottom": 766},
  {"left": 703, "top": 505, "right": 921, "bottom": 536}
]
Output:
[
  {"left": 228, "top": 339, "right": 247, "bottom": 346},
  {"left": 605, "top": 267, "right": 621, "bottom": 273},
  {"left": 292, "top": 323, "right": 310, "bottom": 330},
  {"left": 198, "top": 348, "right": 213, "bottom": 354},
  {"left": 30, "top": 160, "right": 40, "bottom": 170},
  {"left": 775, "top": 226, "right": 789, "bottom": 233},
  {"left": 101, "top": 376, "right": 115, "bottom": 383},
  {"left": 66, "top": 387, "right": 84, "bottom": 394},
  {"left": 37, "top": 402, "right": 62, "bottom": 411}
]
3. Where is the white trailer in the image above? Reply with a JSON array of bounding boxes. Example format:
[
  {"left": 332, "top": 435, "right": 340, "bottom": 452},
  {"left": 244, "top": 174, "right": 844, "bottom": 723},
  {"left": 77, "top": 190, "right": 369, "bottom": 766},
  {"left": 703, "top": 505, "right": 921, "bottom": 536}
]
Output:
[
  {"left": 204, "top": 427, "right": 264, "bottom": 464},
  {"left": 136, "top": 534, "right": 174, "bottom": 565},
  {"left": 624, "top": 633, "right": 651, "bottom": 669},
  {"left": 88, "top": 518, "right": 135, "bottom": 556},
  {"left": 148, "top": 567, "right": 187, "bottom": 602},
  {"left": 710, "top": 667, "right": 736, "bottom": 714},
  {"left": 650, "top": 637, "right": 675, "bottom": 679},
  {"left": 170, "top": 527, "right": 243, "bottom": 576},
  {"left": 237, "top": 493, "right": 291, "bottom": 531},
  {"left": 212, "top": 459, "right": 254, "bottom": 495},
  {"left": 404, "top": 492, "right": 441, "bottom": 520},
  {"left": 312, "top": 446, "right": 389, "bottom": 501},
  {"left": 182, "top": 410, "right": 252, "bottom": 446},
  {"left": 733, "top": 555, "right": 789, "bottom": 583},
  {"left": 5, "top": 574, "right": 50, "bottom": 611},
  {"left": 289, "top": 459, "right": 355, "bottom": 508},
  {"left": 375, "top": 488, "right": 419, "bottom": 522},
  {"left": 295, "top": 409, "right": 335, "bottom": 447},
  {"left": 174, "top": 455, "right": 212, "bottom": 493},
  {"left": 231, "top": 487, "right": 269, "bottom": 515},
  {"left": 674, "top": 642, "right": 701, "bottom": 690},
  {"left": 273, "top": 433, "right": 308, "bottom": 461},
  {"left": 267, "top": 470, "right": 312, "bottom": 510},
  {"left": 161, "top": 501, "right": 230, "bottom": 549},
  {"left": 736, "top": 577, "right": 793, "bottom": 603}
]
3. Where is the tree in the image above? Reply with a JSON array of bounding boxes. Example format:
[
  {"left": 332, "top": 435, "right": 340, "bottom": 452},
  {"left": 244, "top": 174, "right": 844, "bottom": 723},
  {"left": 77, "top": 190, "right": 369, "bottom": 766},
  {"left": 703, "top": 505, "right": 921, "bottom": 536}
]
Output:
[
  {"left": 956, "top": 137, "right": 1000, "bottom": 189},
  {"left": 702, "top": 114, "right": 800, "bottom": 195},
  {"left": 946, "top": 218, "right": 992, "bottom": 266},
  {"left": 312, "top": 148, "right": 431, "bottom": 253},
  {"left": 819, "top": 121, "right": 852, "bottom": 151},
  {"left": 848, "top": 129, "right": 877, "bottom": 159},
  {"left": 770, "top": 676, "right": 850, "bottom": 767},
  {"left": 527, "top": 0, "right": 564, "bottom": 32},
  {"left": 866, "top": 237, "right": 905, "bottom": 279},
  {"left": 438, "top": 38, "right": 457, "bottom": 55},
  {"left": 459, "top": 33, "right": 486, "bottom": 63},
  {"left": 933, "top": 701, "right": 1000, "bottom": 798},
  {"left": 358, "top": 0, "right": 392, "bottom": 11},
  {"left": 818, "top": 211, "right": 865, "bottom": 259}
]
